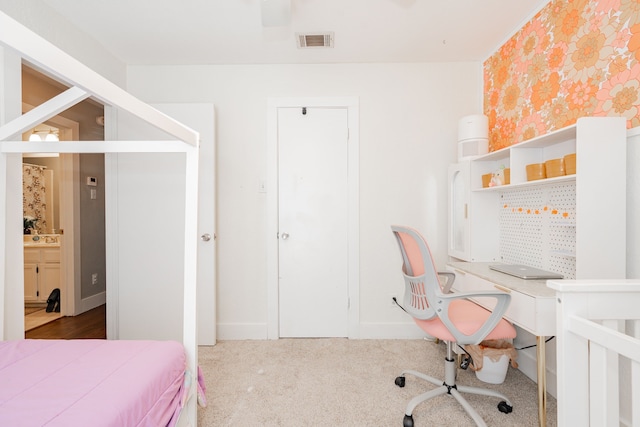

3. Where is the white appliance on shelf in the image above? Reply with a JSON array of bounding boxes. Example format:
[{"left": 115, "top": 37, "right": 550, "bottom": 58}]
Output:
[{"left": 457, "top": 114, "right": 489, "bottom": 161}]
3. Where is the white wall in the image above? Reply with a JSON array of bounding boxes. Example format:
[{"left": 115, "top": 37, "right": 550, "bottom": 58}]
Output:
[
  {"left": 127, "top": 62, "right": 483, "bottom": 338},
  {"left": 0, "top": 1, "right": 126, "bottom": 87}
]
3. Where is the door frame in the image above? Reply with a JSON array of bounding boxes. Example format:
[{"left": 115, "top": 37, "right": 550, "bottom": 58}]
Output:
[
  {"left": 21, "top": 103, "right": 80, "bottom": 317},
  {"left": 266, "top": 97, "right": 359, "bottom": 339}
]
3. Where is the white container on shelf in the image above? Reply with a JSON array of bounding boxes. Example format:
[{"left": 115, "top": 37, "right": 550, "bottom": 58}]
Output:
[
  {"left": 458, "top": 114, "right": 488, "bottom": 141},
  {"left": 458, "top": 138, "right": 488, "bottom": 160},
  {"left": 458, "top": 114, "right": 489, "bottom": 160}
]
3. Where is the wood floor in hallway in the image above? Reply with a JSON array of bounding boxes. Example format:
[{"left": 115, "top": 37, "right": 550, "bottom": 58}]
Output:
[{"left": 25, "top": 304, "right": 106, "bottom": 339}]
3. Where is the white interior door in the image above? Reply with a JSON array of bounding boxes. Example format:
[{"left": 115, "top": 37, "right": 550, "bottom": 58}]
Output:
[
  {"left": 106, "top": 103, "right": 216, "bottom": 345},
  {"left": 153, "top": 104, "right": 216, "bottom": 346},
  {"left": 278, "top": 107, "right": 349, "bottom": 337}
]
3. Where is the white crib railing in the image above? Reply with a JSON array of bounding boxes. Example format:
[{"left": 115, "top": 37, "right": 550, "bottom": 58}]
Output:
[{"left": 548, "top": 280, "right": 640, "bottom": 427}]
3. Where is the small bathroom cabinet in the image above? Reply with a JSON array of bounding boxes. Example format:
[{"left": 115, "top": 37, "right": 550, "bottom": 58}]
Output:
[{"left": 24, "top": 246, "right": 60, "bottom": 303}]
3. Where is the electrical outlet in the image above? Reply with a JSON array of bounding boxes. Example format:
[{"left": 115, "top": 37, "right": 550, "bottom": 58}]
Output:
[
  {"left": 390, "top": 294, "right": 398, "bottom": 308},
  {"left": 91, "top": 273, "right": 98, "bottom": 285}
]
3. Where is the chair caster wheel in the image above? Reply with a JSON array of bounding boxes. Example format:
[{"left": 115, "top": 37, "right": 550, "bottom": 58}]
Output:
[
  {"left": 403, "top": 414, "right": 414, "bottom": 427},
  {"left": 395, "top": 376, "right": 405, "bottom": 387},
  {"left": 498, "top": 401, "right": 513, "bottom": 414}
]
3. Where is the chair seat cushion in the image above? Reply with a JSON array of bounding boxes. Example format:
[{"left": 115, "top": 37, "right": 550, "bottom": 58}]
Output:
[{"left": 413, "top": 299, "right": 516, "bottom": 343}]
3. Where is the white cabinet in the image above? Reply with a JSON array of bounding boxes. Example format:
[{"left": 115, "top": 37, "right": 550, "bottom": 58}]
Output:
[
  {"left": 24, "top": 262, "right": 39, "bottom": 301},
  {"left": 448, "top": 162, "right": 499, "bottom": 262},
  {"left": 24, "top": 247, "right": 61, "bottom": 303},
  {"left": 448, "top": 117, "right": 627, "bottom": 279}
]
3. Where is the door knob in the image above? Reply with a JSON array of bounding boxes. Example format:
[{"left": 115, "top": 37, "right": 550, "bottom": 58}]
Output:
[
  {"left": 201, "top": 233, "right": 212, "bottom": 241},
  {"left": 281, "top": 232, "right": 289, "bottom": 240}
]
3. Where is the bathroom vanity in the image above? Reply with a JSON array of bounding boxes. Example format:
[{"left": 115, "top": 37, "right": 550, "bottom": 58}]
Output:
[{"left": 24, "top": 235, "right": 60, "bottom": 304}]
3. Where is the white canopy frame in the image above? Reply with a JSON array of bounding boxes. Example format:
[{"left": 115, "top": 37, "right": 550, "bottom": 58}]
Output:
[{"left": 0, "top": 11, "right": 200, "bottom": 420}]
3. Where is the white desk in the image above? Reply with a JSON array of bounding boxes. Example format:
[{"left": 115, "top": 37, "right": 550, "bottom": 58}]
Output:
[{"left": 447, "top": 261, "right": 556, "bottom": 427}]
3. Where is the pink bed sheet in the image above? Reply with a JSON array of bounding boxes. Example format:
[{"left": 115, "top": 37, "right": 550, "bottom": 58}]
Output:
[{"left": 0, "top": 339, "right": 186, "bottom": 427}]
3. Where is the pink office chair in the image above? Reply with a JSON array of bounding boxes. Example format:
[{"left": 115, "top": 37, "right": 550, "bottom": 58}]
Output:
[{"left": 391, "top": 225, "right": 516, "bottom": 427}]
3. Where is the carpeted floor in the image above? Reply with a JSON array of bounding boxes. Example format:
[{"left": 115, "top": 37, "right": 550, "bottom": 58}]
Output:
[{"left": 197, "top": 338, "right": 557, "bottom": 427}]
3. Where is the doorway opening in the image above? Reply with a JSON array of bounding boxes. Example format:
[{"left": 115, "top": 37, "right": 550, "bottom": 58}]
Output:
[{"left": 21, "top": 64, "right": 106, "bottom": 338}]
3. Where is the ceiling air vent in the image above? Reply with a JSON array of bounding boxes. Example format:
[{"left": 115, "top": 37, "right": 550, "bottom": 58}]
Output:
[{"left": 296, "top": 32, "right": 334, "bottom": 48}]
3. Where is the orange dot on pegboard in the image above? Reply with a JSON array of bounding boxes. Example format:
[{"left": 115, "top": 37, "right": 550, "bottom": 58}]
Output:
[
  {"left": 518, "top": 207, "right": 523, "bottom": 212},
  {"left": 551, "top": 209, "right": 558, "bottom": 214},
  {"left": 503, "top": 204, "right": 508, "bottom": 208},
  {"left": 527, "top": 209, "right": 531, "bottom": 214},
  {"left": 562, "top": 212, "right": 569, "bottom": 218},
  {"left": 543, "top": 206, "right": 548, "bottom": 211},
  {"left": 535, "top": 210, "right": 540, "bottom": 214}
]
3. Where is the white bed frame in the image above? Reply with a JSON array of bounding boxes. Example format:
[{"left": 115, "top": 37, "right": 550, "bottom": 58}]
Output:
[
  {"left": 549, "top": 280, "right": 640, "bottom": 426},
  {"left": 0, "top": 11, "right": 200, "bottom": 422}
]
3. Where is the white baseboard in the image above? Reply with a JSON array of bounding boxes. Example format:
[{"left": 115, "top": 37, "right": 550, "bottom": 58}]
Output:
[
  {"left": 80, "top": 291, "right": 106, "bottom": 314},
  {"left": 513, "top": 328, "right": 558, "bottom": 400},
  {"left": 217, "top": 323, "right": 268, "bottom": 340},
  {"left": 516, "top": 347, "right": 557, "bottom": 399},
  {"left": 217, "top": 322, "right": 426, "bottom": 340}
]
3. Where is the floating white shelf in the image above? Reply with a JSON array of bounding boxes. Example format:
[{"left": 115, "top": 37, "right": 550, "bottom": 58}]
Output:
[
  {"left": 448, "top": 117, "right": 627, "bottom": 280},
  {"left": 473, "top": 174, "right": 576, "bottom": 192}
]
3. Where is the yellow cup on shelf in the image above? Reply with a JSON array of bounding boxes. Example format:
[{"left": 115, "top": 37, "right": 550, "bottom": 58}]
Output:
[
  {"left": 526, "top": 163, "right": 546, "bottom": 181},
  {"left": 482, "top": 173, "right": 492, "bottom": 188},
  {"left": 545, "top": 158, "right": 565, "bottom": 178},
  {"left": 564, "top": 153, "right": 576, "bottom": 175}
]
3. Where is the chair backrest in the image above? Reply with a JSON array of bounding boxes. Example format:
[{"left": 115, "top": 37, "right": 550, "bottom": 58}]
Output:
[{"left": 391, "top": 225, "right": 444, "bottom": 321}]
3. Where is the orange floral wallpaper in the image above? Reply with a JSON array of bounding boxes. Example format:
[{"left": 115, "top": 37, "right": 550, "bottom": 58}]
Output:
[{"left": 484, "top": 0, "right": 640, "bottom": 151}]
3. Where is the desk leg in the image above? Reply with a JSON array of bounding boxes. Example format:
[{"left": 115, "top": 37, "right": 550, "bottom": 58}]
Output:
[{"left": 537, "top": 336, "right": 547, "bottom": 427}]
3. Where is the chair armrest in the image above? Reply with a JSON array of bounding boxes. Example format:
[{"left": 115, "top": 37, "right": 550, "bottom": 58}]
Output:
[
  {"left": 436, "top": 290, "right": 512, "bottom": 345},
  {"left": 437, "top": 271, "right": 455, "bottom": 293}
]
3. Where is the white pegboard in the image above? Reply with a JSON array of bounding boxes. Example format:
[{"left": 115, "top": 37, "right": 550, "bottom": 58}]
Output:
[{"left": 498, "top": 182, "right": 576, "bottom": 279}]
